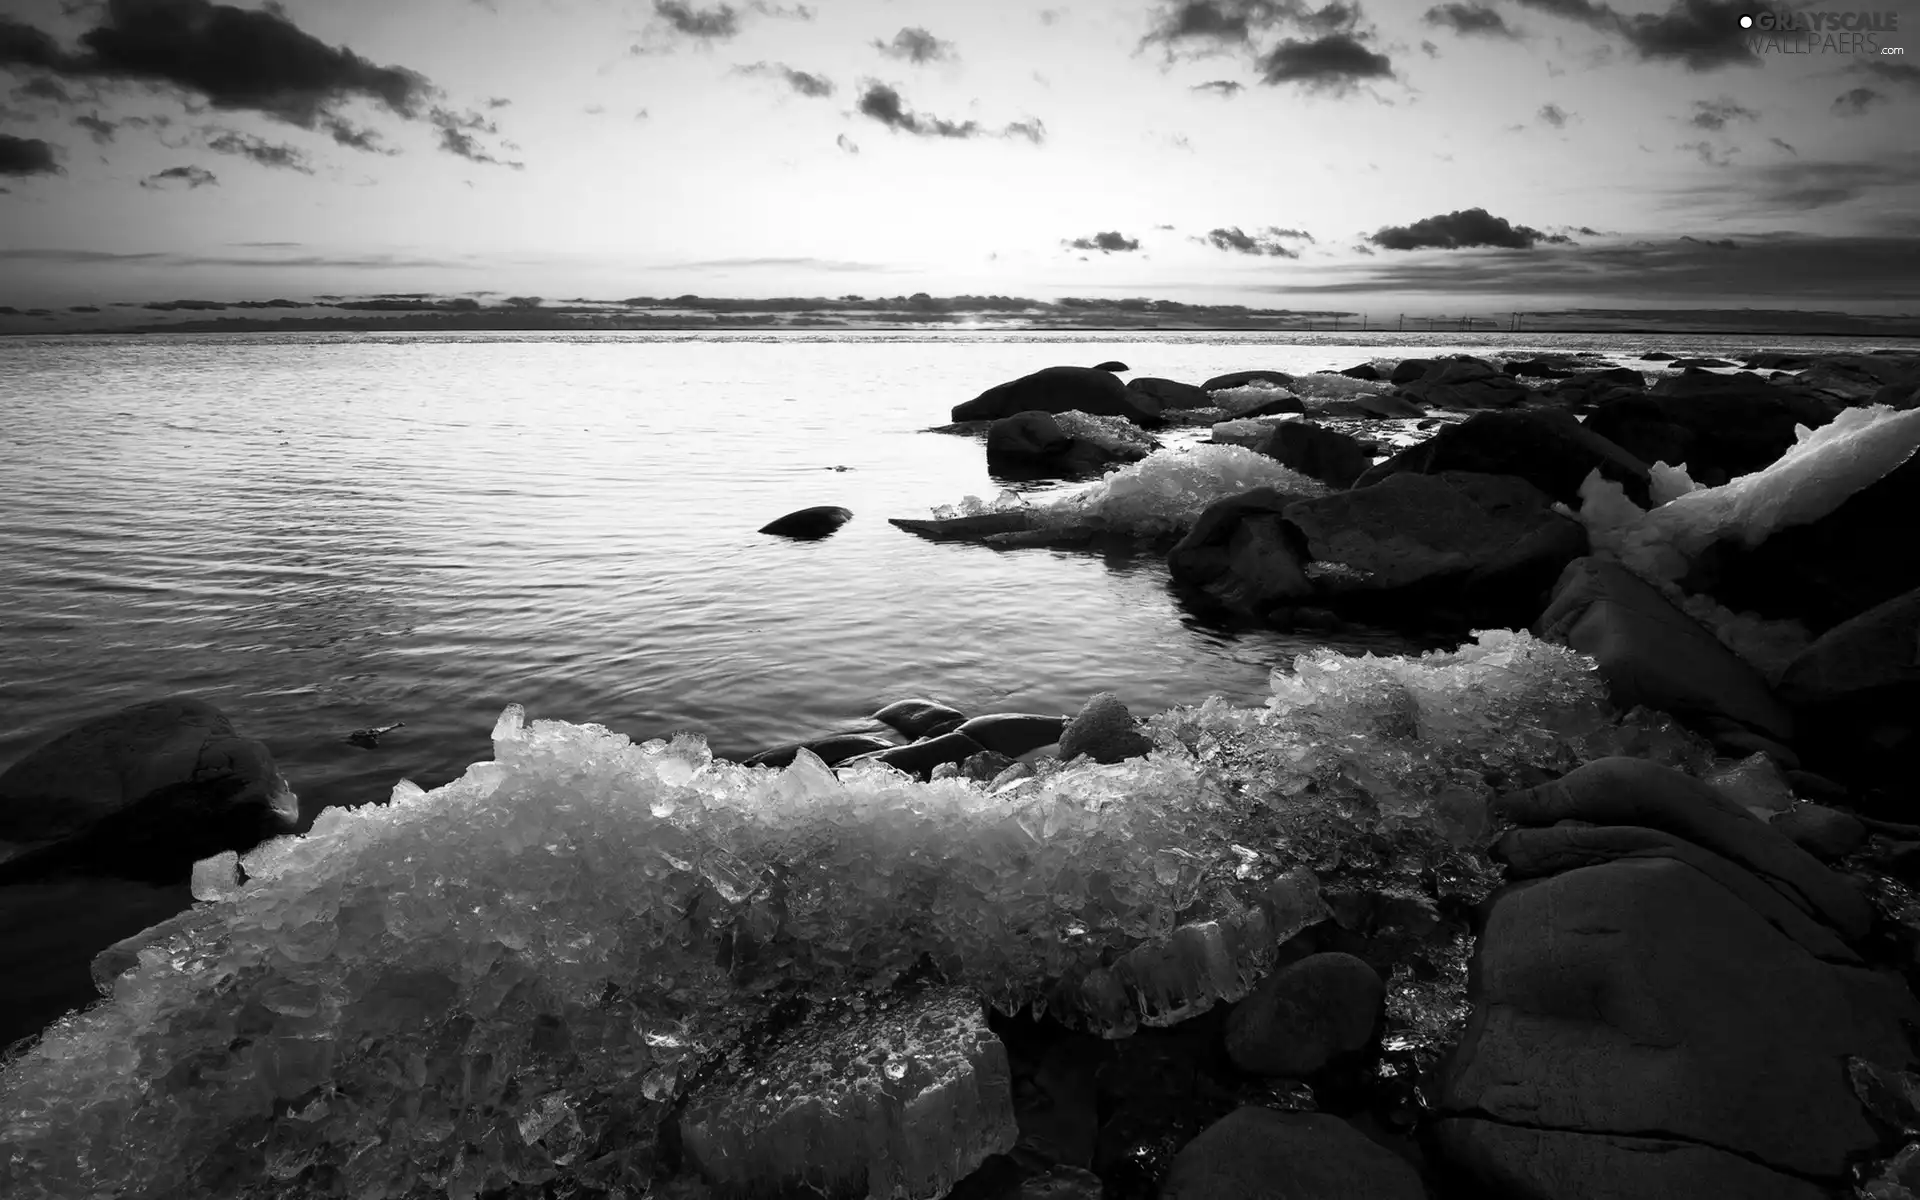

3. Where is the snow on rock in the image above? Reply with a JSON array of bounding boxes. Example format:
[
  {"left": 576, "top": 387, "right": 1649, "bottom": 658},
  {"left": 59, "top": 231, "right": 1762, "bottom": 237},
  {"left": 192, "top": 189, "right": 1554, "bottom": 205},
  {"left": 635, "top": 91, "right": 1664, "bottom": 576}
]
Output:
[
  {"left": 1041, "top": 444, "right": 1328, "bottom": 537},
  {"left": 2, "top": 635, "right": 1628, "bottom": 1199},
  {"left": 1210, "top": 382, "right": 1302, "bottom": 416}
]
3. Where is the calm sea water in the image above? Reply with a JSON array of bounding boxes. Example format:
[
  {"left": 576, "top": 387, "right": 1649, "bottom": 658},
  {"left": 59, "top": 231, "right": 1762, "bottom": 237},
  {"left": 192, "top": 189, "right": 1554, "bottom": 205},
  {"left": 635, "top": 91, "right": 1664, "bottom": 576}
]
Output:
[{"left": 0, "top": 328, "right": 1904, "bottom": 827}]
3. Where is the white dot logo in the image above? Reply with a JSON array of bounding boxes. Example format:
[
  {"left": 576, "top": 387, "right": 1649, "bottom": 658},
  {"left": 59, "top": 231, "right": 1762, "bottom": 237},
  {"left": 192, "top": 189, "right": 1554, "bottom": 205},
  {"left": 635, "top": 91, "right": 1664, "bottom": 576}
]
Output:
[{"left": 1739, "top": 13, "right": 1754, "bottom": 27}]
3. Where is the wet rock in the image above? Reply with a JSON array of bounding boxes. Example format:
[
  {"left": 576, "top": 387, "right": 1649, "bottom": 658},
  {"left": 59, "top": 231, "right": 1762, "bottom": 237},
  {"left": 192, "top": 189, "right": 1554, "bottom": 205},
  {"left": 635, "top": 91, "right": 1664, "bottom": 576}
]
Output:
[
  {"left": 953, "top": 366, "right": 1160, "bottom": 425},
  {"left": 1127, "top": 377, "right": 1212, "bottom": 409},
  {"left": 931, "top": 750, "right": 1018, "bottom": 784},
  {"left": 1669, "top": 356, "right": 1735, "bottom": 368},
  {"left": 1400, "top": 357, "right": 1531, "bottom": 409},
  {"left": 742, "top": 732, "right": 897, "bottom": 769},
  {"left": 873, "top": 698, "right": 968, "bottom": 740},
  {"left": 1203, "top": 369, "right": 1295, "bottom": 391},
  {"left": 1776, "top": 586, "right": 1920, "bottom": 791},
  {"left": 987, "top": 411, "right": 1074, "bottom": 458},
  {"left": 952, "top": 713, "right": 1067, "bottom": 758},
  {"left": 1091, "top": 360, "right": 1128, "bottom": 372},
  {"left": 1503, "top": 357, "right": 1582, "bottom": 378},
  {"left": 1355, "top": 408, "right": 1652, "bottom": 507},
  {"left": 1160, "top": 1108, "right": 1426, "bottom": 1200},
  {"left": 1584, "top": 374, "right": 1837, "bottom": 485},
  {"left": 1352, "top": 392, "right": 1426, "bottom": 418},
  {"left": 1437, "top": 855, "right": 1917, "bottom": 1192},
  {"left": 1541, "top": 367, "right": 1647, "bottom": 407},
  {"left": 890, "top": 511, "right": 1037, "bottom": 542},
  {"left": 1871, "top": 381, "right": 1920, "bottom": 409},
  {"left": 1639, "top": 350, "right": 1675, "bottom": 361},
  {"left": 1165, "top": 487, "right": 1316, "bottom": 617},
  {"left": 1772, "top": 804, "right": 1868, "bottom": 861},
  {"left": 1536, "top": 557, "right": 1796, "bottom": 761},
  {"left": 1336, "top": 362, "right": 1380, "bottom": 380},
  {"left": 1260, "top": 421, "right": 1374, "bottom": 489},
  {"left": 1743, "top": 351, "right": 1818, "bottom": 371},
  {"left": 758, "top": 505, "right": 854, "bottom": 539},
  {"left": 1388, "top": 358, "right": 1433, "bottom": 384},
  {"left": 1236, "top": 392, "right": 1307, "bottom": 418},
  {"left": 1223, "top": 952, "right": 1384, "bottom": 1077},
  {"left": 840, "top": 731, "right": 987, "bottom": 780},
  {"left": 1057, "top": 693, "right": 1152, "bottom": 765},
  {"left": 0, "top": 696, "right": 298, "bottom": 884}
]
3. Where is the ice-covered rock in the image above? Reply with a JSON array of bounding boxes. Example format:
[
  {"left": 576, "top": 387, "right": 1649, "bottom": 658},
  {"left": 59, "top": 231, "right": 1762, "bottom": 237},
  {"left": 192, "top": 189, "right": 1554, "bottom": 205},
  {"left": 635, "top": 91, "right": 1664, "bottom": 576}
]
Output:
[
  {"left": 189, "top": 850, "right": 243, "bottom": 902},
  {"left": 1211, "top": 382, "right": 1304, "bottom": 417},
  {"left": 1052, "top": 410, "right": 1159, "bottom": 459}
]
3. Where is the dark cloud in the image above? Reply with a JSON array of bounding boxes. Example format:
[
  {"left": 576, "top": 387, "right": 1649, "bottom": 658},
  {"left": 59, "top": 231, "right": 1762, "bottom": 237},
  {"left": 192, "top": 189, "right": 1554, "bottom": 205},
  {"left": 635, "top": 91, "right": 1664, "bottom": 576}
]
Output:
[
  {"left": 1141, "top": 0, "right": 1280, "bottom": 50},
  {"left": 485, "top": 96, "right": 511, "bottom": 108},
  {"left": 69, "top": 304, "right": 100, "bottom": 312},
  {"left": 1064, "top": 231, "right": 1141, "bottom": 252},
  {"left": 1679, "top": 235, "right": 1739, "bottom": 249},
  {"left": 653, "top": 0, "right": 739, "bottom": 39},
  {"left": 1670, "top": 153, "right": 1920, "bottom": 211},
  {"left": 12, "top": 76, "right": 74, "bottom": 103},
  {"left": 873, "top": 27, "right": 956, "bottom": 64},
  {"left": 855, "top": 82, "right": 978, "bottom": 138},
  {"left": 1199, "top": 225, "right": 1308, "bottom": 256},
  {"left": 1688, "top": 96, "right": 1757, "bottom": 130},
  {"left": 429, "top": 106, "right": 522, "bottom": 167},
  {"left": 1538, "top": 102, "right": 1570, "bottom": 127},
  {"left": 0, "top": 133, "right": 61, "bottom": 175},
  {"left": 1192, "top": 79, "right": 1245, "bottom": 95},
  {"left": 1259, "top": 34, "right": 1392, "bottom": 91},
  {"left": 74, "top": 111, "right": 116, "bottom": 142},
  {"left": 836, "top": 132, "right": 859, "bottom": 153},
  {"left": 206, "top": 129, "right": 312, "bottom": 172},
  {"left": 1833, "top": 87, "right": 1884, "bottom": 116},
  {"left": 1369, "top": 207, "right": 1558, "bottom": 250},
  {"left": 1510, "top": 0, "right": 1756, "bottom": 70},
  {"left": 139, "top": 164, "right": 217, "bottom": 189},
  {"left": 1851, "top": 59, "right": 1920, "bottom": 92},
  {"left": 1679, "top": 139, "right": 1735, "bottom": 166},
  {"left": 1769, "top": 136, "right": 1796, "bottom": 154},
  {"left": 1421, "top": 39, "right": 1440, "bottom": 55},
  {"left": 1003, "top": 118, "right": 1046, "bottom": 144},
  {"left": 0, "top": 16, "right": 69, "bottom": 69},
  {"left": 1423, "top": 3, "right": 1520, "bottom": 38},
  {"left": 735, "top": 62, "right": 835, "bottom": 96}
]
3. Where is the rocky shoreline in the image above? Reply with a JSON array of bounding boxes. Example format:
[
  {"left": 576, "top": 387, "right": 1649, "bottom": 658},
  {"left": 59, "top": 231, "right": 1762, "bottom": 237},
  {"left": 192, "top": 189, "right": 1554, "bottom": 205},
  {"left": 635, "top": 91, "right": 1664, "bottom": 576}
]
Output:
[{"left": 1, "top": 345, "right": 1918, "bottom": 1199}]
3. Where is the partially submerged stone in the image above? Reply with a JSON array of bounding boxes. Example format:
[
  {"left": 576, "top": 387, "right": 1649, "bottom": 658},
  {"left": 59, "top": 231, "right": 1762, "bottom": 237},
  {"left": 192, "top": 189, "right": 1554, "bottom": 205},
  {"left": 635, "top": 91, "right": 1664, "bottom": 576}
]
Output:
[
  {"left": 1160, "top": 1108, "right": 1426, "bottom": 1200},
  {"left": 1356, "top": 408, "right": 1652, "bottom": 507},
  {"left": 1057, "top": 694, "right": 1152, "bottom": 765},
  {"left": 952, "top": 367, "right": 1159, "bottom": 425},
  {"left": 873, "top": 699, "right": 968, "bottom": 740},
  {"left": 1223, "top": 952, "right": 1384, "bottom": 1077},
  {"left": 743, "top": 733, "right": 897, "bottom": 769}
]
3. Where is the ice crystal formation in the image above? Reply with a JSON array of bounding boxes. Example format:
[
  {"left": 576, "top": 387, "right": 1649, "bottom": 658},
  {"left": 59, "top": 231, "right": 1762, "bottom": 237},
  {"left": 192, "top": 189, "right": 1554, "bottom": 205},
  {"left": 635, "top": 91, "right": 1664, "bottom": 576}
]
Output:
[
  {"left": 2, "top": 632, "right": 1639, "bottom": 1199},
  {"left": 1048, "top": 410, "right": 1158, "bottom": 457}
]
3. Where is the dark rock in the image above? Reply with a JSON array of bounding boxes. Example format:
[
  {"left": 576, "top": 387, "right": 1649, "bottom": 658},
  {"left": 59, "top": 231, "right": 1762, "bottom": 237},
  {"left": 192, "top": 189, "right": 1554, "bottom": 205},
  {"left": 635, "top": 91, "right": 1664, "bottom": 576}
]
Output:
[
  {"left": 1202, "top": 369, "right": 1295, "bottom": 391},
  {"left": 1352, "top": 392, "right": 1425, "bottom": 418},
  {"left": 1771, "top": 804, "right": 1868, "bottom": 861},
  {"left": 1638, "top": 350, "right": 1675, "bottom": 361},
  {"left": 1581, "top": 371, "right": 1838, "bottom": 483},
  {"left": 1336, "top": 363, "right": 1380, "bottom": 380},
  {"left": 1388, "top": 358, "right": 1434, "bottom": 384},
  {"left": 952, "top": 366, "right": 1160, "bottom": 425},
  {"left": 1786, "top": 769, "right": 1850, "bottom": 805},
  {"left": 838, "top": 731, "right": 986, "bottom": 779},
  {"left": 890, "top": 511, "right": 1037, "bottom": 542},
  {"left": 1354, "top": 408, "right": 1653, "bottom": 507},
  {"left": 1056, "top": 693, "right": 1152, "bottom": 765},
  {"left": 938, "top": 750, "right": 1016, "bottom": 783},
  {"left": 1503, "top": 357, "right": 1582, "bottom": 379},
  {"left": 1536, "top": 558, "right": 1796, "bottom": 761},
  {"left": 1743, "top": 351, "right": 1818, "bottom": 371},
  {"left": 1234, "top": 392, "right": 1307, "bottom": 418},
  {"left": 742, "top": 733, "right": 897, "bottom": 769},
  {"left": 1541, "top": 367, "right": 1646, "bottom": 405},
  {"left": 1160, "top": 1108, "right": 1426, "bottom": 1200},
  {"left": 1684, "top": 453, "right": 1920, "bottom": 635},
  {"left": 1776, "top": 586, "right": 1920, "bottom": 790},
  {"left": 872, "top": 698, "right": 968, "bottom": 740},
  {"left": 986, "top": 411, "right": 1073, "bottom": 458},
  {"left": 952, "top": 713, "right": 1066, "bottom": 758},
  {"left": 1166, "top": 488, "right": 1317, "bottom": 617},
  {"left": 1495, "top": 756, "right": 1873, "bottom": 939},
  {"left": 1668, "top": 356, "right": 1735, "bottom": 368},
  {"left": 1224, "top": 952, "right": 1384, "bottom": 1077},
  {"left": 1127, "top": 376, "right": 1212, "bottom": 410},
  {"left": 1091, "top": 360, "right": 1128, "bottom": 372},
  {"left": 758, "top": 505, "right": 854, "bottom": 539},
  {"left": 1870, "top": 381, "right": 1920, "bottom": 409},
  {"left": 0, "top": 697, "right": 298, "bottom": 884},
  {"left": 1400, "top": 357, "right": 1530, "bottom": 409},
  {"left": 1437, "top": 856, "right": 1915, "bottom": 1192},
  {"left": 1261, "top": 421, "right": 1375, "bottom": 489},
  {"left": 4, "top": 876, "right": 197, "bottom": 1048}
]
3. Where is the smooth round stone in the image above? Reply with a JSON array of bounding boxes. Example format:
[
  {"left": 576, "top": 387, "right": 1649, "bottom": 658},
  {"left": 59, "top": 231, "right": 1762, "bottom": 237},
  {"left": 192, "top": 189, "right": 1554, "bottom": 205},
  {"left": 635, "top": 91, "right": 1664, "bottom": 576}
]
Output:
[{"left": 1224, "top": 952, "right": 1384, "bottom": 1077}]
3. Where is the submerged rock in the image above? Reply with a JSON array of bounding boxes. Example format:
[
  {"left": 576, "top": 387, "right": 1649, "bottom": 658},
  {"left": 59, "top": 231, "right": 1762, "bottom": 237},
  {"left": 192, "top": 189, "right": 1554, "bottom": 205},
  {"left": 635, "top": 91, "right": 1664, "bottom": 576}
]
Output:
[
  {"left": 1160, "top": 1108, "right": 1425, "bottom": 1200},
  {"left": 1127, "top": 376, "right": 1212, "bottom": 410},
  {"left": 1260, "top": 421, "right": 1374, "bottom": 489},
  {"left": 1203, "top": 369, "right": 1295, "bottom": 391},
  {"left": 742, "top": 733, "right": 896, "bottom": 769},
  {"left": 759, "top": 506, "right": 854, "bottom": 539},
  {"left": 873, "top": 698, "right": 968, "bottom": 740},
  {"left": 0, "top": 696, "right": 298, "bottom": 883}
]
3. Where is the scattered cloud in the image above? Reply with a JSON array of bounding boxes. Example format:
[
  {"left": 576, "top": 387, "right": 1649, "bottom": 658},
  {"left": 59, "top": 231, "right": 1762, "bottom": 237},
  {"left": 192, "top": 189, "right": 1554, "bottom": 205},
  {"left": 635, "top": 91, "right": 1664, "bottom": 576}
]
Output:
[
  {"left": 0, "top": 134, "right": 60, "bottom": 176},
  {"left": 1833, "top": 87, "right": 1884, "bottom": 116},
  {"left": 485, "top": 97, "right": 511, "bottom": 108},
  {"left": 1678, "top": 139, "right": 1736, "bottom": 167},
  {"left": 1003, "top": 118, "right": 1046, "bottom": 144},
  {"left": 1064, "top": 231, "right": 1141, "bottom": 253},
  {"left": 873, "top": 27, "right": 956, "bottom": 64},
  {"left": 1666, "top": 152, "right": 1920, "bottom": 213},
  {"left": 1508, "top": 0, "right": 1757, "bottom": 71},
  {"left": 735, "top": 62, "right": 835, "bottom": 97},
  {"left": 1769, "top": 136, "right": 1797, "bottom": 154},
  {"left": 1687, "top": 96, "right": 1757, "bottom": 130},
  {"left": 1193, "top": 79, "right": 1245, "bottom": 95},
  {"left": 652, "top": 0, "right": 740, "bottom": 40},
  {"left": 11, "top": 76, "right": 73, "bottom": 103},
  {"left": 1678, "top": 234, "right": 1738, "bottom": 249},
  {"left": 1537, "top": 102, "right": 1571, "bottom": 127},
  {"left": 836, "top": 132, "right": 859, "bottom": 154},
  {"left": 855, "top": 82, "right": 978, "bottom": 138},
  {"left": 139, "top": 164, "right": 217, "bottom": 189},
  {"left": 1422, "top": 3, "right": 1520, "bottom": 39},
  {"left": 1369, "top": 207, "right": 1568, "bottom": 250},
  {"left": 1198, "top": 225, "right": 1312, "bottom": 256},
  {"left": 206, "top": 129, "right": 313, "bottom": 172},
  {"left": 1421, "top": 39, "right": 1440, "bottom": 56},
  {"left": 1039, "top": 8, "right": 1066, "bottom": 25},
  {"left": 68, "top": 304, "right": 99, "bottom": 312},
  {"left": 1259, "top": 34, "right": 1393, "bottom": 93},
  {"left": 429, "top": 106, "right": 522, "bottom": 167},
  {"left": 73, "top": 112, "right": 115, "bottom": 143}
]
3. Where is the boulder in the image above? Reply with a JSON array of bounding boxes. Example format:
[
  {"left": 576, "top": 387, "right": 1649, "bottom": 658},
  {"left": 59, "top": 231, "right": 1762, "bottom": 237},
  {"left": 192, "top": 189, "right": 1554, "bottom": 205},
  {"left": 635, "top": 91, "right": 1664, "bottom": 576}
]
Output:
[
  {"left": 1166, "top": 487, "right": 1317, "bottom": 617},
  {"left": 951, "top": 366, "right": 1160, "bottom": 425},
  {"left": 1771, "top": 804, "right": 1868, "bottom": 861},
  {"left": 872, "top": 698, "right": 968, "bottom": 740},
  {"left": 1202, "top": 369, "right": 1294, "bottom": 391},
  {"left": 1668, "top": 356, "right": 1735, "bottom": 368},
  {"left": 1056, "top": 693, "right": 1152, "bottom": 765},
  {"left": 742, "top": 733, "right": 896, "bottom": 769},
  {"left": 1354, "top": 409, "right": 1653, "bottom": 507},
  {"left": 1126, "top": 376, "right": 1212, "bottom": 410},
  {"left": 1436, "top": 856, "right": 1915, "bottom": 1194},
  {"left": 1351, "top": 391, "right": 1425, "bottom": 419},
  {"left": 1234, "top": 392, "right": 1307, "bottom": 418},
  {"left": 1260, "top": 421, "right": 1374, "bottom": 489},
  {"left": 759, "top": 506, "right": 853, "bottom": 539},
  {"left": 1336, "top": 363, "right": 1380, "bottom": 380},
  {"left": 1536, "top": 558, "right": 1796, "bottom": 760},
  {"left": 838, "top": 731, "right": 986, "bottom": 779},
  {"left": 1743, "top": 351, "right": 1817, "bottom": 371},
  {"left": 1224, "top": 952, "right": 1384, "bottom": 1077},
  {"left": 1776, "top": 586, "right": 1920, "bottom": 791},
  {"left": 1388, "top": 358, "right": 1434, "bottom": 384},
  {"left": 985, "top": 411, "right": 1073, "bottom": 458},
  {"left": 1160, "top": 1109, "right": 1426, "bottom": 1200},
  {"left": 1399, "top": 358, "right": 1530, "bottom": 409},
  {"left": 1091, "top": 360, "right": 1128, "bottom": 372},
  {"left": 1503, "top": 357, "right": 1582, "bottom": 379},
  {"left": 1870, "top": 381, "right": 1920, "bottom": 409},
  {"left": 890, "top": 511, "right": 1036, "bottom": 542},
  {"left": 0, "top": 697, "right": 299, "bottom": 883},
  {"left": 1542, "top": 366, "right": 1645, "bottom": 403},
  {"left": 951, "top": 713, "right": 1067, "bottom": 758},
  {"left": 1638, "top": 351, "right": 1675, "bottom": 361},
  {"left": 1582, "top": 371, "right": 1839, "bottom": 484}
]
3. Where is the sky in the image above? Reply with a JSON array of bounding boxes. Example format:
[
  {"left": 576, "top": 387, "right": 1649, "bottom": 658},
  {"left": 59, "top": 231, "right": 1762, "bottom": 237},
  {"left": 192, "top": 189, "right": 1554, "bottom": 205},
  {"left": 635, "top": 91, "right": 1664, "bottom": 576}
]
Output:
[{"left": 0, "top": 0, "right": 1917, "bottom": 321}]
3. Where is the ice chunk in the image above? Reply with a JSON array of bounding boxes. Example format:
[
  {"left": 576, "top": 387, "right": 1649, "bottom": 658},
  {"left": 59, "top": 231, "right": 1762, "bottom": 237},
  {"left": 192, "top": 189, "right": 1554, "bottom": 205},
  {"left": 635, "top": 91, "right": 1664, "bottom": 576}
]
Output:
[
  {"left": 1287, "top": 374, "right": 1397, "bottom": 401},
  {"left": 1210, "top": 382, "right": 1300, "bottom": 415},
  {"left": 1705, "top": 751, "right": 1797, "bottom": 820},
  {"left": 1052, "top": 410, "right": 1158, "bottom": 457},
  {"left": 1210, "top": 418, "right": 1280, "bottom": 448},
  {"left": 1647, "top": 460, "right": 1701, "bottom": 507},
  {"left": 1676, "top": 593, "right": 1811, "bottom": 684},
  {"left": 190, "top": 850, "right": 242, "bottom": 902},
  {"left": 1029, "top": 444, "right": 1328, "bottom": 538},
  {"left": 679, "top": 986, "right": 1017, "bottom": 1198}
]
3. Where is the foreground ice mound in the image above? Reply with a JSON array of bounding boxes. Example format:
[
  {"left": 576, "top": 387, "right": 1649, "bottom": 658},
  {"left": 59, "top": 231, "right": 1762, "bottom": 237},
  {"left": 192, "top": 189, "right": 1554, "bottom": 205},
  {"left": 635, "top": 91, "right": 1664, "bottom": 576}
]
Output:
[
  {"left": 1, "top": 635, "right": 1622, "bottom": 1199},
  {"left": 1576, "top": 404, "right": 1920, "bottom": 585}
]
